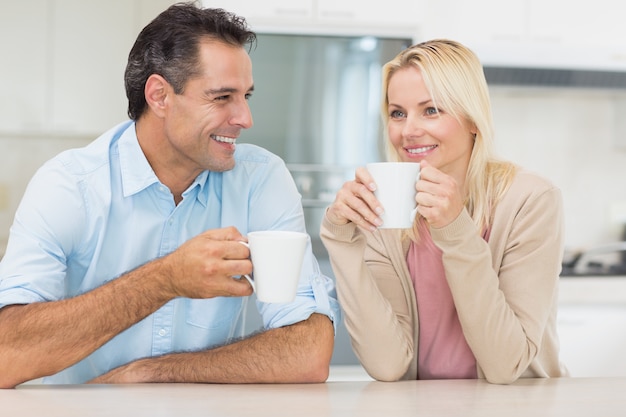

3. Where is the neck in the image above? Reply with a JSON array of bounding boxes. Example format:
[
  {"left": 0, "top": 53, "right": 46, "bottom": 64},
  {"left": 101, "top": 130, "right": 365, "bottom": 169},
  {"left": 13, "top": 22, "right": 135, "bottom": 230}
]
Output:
[{"left": 135, "top": 116, "right": 199, "bottom": 204}]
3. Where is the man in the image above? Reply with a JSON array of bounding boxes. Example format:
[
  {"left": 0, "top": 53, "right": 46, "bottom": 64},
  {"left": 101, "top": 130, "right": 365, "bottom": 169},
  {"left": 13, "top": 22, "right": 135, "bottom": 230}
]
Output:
[{"left": 0, "top": 2, "right": 338, "bottom": 388}]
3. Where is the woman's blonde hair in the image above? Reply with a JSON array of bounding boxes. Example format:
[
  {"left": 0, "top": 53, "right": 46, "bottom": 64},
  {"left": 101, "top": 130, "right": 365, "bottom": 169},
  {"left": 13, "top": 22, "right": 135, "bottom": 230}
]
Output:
[{"left": 381, "top": 39, "right": 517, "bottom": 236}]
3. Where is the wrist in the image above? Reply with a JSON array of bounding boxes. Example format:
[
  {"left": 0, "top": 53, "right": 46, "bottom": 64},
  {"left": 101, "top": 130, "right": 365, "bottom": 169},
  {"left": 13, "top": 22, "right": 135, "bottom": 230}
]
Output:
[{"left": 325, "top": 206, "right": 349, "bottom": 226}]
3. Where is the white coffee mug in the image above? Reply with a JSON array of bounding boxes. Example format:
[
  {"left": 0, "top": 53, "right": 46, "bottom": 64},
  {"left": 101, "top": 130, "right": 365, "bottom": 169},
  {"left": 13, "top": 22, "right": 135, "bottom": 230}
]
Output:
[
  {"left": 366, "top": 162, "right": 421, "bottom": 229},
  {"left": 239, "top": 230, "right": 308, "bottom": 303}
]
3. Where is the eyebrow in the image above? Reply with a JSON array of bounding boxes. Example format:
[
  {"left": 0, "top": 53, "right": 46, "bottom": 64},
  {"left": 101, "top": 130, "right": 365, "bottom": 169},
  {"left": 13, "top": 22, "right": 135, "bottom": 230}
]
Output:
[
  {"left": 206, "top": 85, "right": 255, "bottom": 95},
  {"left": 388, "top": 98, "right": 432, "bottom": 107}
]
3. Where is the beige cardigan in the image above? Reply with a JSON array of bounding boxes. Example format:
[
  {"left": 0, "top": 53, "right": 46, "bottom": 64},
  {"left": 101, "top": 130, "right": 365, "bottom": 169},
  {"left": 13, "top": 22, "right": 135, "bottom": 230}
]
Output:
[{"left": 320, "top": 170, "right": 569, "bottom": 384}]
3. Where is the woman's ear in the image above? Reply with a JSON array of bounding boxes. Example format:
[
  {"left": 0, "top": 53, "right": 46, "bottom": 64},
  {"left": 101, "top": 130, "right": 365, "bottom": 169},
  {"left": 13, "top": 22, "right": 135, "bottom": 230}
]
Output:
[
  {"left": 470, "top": 124, "right": 478, "bottom": 138},
  {"left": 144, "top": 74, "right": 169, "bottom": 118}
]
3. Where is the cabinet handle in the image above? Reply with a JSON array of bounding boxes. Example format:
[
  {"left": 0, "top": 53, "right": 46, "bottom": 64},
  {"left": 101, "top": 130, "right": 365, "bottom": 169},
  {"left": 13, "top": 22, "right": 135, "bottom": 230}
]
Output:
[
  {"left": 274, "top": 8, "right": 310, "bottom": 17},
  {"left": 319, "top": 10, "right": 355, "bottom": 19}
]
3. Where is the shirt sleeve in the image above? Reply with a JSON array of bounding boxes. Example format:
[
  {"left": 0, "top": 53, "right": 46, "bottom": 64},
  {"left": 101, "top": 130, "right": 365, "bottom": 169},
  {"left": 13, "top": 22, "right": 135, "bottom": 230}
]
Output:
[
  {"left": 0, "top": 158, "right": 86, "bottom": 308},
  {"left": 238, "top": 150, "right": 340, "bottom": 333}
]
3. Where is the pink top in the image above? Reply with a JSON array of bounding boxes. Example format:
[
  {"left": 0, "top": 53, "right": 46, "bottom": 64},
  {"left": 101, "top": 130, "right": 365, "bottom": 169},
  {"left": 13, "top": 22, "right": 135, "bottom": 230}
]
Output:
[{"left": 406, "top": 219, "right": 477, "bottom": 379}]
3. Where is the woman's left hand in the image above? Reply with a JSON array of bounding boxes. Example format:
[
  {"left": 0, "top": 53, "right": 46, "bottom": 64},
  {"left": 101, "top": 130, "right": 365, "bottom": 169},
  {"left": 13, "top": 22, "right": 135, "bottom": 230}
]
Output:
[{"left": 415, "top": 160, "right": 466, "bottom": 229}]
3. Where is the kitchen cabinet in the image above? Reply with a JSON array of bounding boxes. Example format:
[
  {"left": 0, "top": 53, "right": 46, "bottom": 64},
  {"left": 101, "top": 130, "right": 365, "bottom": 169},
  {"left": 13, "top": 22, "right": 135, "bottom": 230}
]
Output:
[
  {"left": 558, "top": 277, "right": 626, "bottom": 377},
  {"left": 419, "top": 0, "right": 525, "bottom": 45},
  {"left": 205, "top": 0, "right": 313, "bottom": 20},
  {"left": 0, "top": 1, "right": 49, "bottom": 133},
  {"left": 0, "top": 0, "right": 179, "bottom": 137},
  {"left": 528, "top": 0, "right": 626, "bottom": 48},
  {"left": 316, "top": 0, "right": 422, "bottom": 28},
  {"left": 49, "top": 0, "right": 133, "bottom": 134},
  {"left": 419, "top": 0, "right": 626, "bottom": 70},
  {"left": 204, "top": 0, "right": 421, "bottom": 36},
  {"left": 420, "top": 0, "right": 617, "bottom": 46}
]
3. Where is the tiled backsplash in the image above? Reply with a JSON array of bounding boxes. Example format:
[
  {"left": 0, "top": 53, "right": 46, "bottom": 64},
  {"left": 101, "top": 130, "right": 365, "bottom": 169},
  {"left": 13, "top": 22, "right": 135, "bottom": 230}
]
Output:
[{"left": 490, "top": 87, "right": 626, "bottom": 252}]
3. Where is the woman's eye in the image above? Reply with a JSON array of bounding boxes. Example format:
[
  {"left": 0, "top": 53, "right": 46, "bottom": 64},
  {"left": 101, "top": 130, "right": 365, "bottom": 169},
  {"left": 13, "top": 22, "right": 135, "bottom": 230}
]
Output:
[
  {"left": 425, "top": 107, "right": 440, "bottom": 116},
  {"left": 390, "top": 110, "right": 405, "bottom": 119}
]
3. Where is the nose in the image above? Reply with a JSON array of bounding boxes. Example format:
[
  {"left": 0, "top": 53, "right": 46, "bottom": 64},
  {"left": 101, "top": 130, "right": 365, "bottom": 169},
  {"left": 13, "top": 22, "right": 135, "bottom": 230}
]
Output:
[
  {"left": 231, "top": 100, "right": 253, "bottom": 129},
  {"left": 403, "top": 114, "right": 425, "bottom": 137}
]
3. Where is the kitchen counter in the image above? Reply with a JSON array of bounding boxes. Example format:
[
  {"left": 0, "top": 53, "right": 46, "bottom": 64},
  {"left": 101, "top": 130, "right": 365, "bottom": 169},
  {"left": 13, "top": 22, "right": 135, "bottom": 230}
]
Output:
[{"left": 6, "top": 377, "right": 626, "bottom": 417}]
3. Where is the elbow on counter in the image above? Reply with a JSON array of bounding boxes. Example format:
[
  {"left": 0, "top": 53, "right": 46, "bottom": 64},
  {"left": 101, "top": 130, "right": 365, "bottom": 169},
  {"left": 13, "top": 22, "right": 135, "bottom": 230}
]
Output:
[
  {"left": 483, "top": 373, "right": 520, "bottom": 385},
  {"left": 303, "top": 359, "right": 331, "bottom": 383},
  {"left": 0, "top": 353, "right": 48, "bottom": 389},
  {"left": 361, "top": 360, "right": 411, "bottom": 382},
  {"left": 0, "top": 369, "right": 25, "bottom": 390},
  {"left": 480, "top": 364, "right": 527, "bottom": 385}
]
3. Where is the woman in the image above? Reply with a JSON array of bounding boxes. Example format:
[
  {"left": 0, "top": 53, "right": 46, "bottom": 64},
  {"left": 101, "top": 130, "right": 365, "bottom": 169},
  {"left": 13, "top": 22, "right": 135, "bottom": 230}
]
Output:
[{"left": 320, "top": 39, "right": 568, "bottom": 384}]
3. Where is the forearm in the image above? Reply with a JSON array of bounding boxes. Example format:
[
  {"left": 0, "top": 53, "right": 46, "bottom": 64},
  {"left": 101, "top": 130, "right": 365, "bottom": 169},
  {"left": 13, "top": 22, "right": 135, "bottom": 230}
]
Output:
[
  {"left": 434, "top": 206, "right": 562, "bottom": 384},
  {"left": 320, "top": 218, "right": 414, "bottom": 381},
  {"left": 0, "top": 258, "right": 174, "bottom": 388},
  {"left": 338, "top": 274, "right": 414, "bottom": 382},
  {"left": 90, "top": 313, "right": 334, "bottom": 384}
]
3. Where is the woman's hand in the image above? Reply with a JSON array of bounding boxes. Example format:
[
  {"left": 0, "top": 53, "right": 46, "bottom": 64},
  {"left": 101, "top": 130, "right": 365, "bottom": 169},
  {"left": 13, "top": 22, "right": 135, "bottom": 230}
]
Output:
[
  {"left": 326, "top": 167, "right": 383, "bottom": 232},
  {"left": 415, "top": 160, "right": 466, "bottom": 229}
]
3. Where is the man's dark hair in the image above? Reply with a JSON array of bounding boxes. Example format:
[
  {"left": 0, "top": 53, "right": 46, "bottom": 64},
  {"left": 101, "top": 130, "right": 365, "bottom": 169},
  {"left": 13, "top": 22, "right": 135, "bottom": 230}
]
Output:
[{"left": 125, "top": 1, "right": 257, "bottom": 120}]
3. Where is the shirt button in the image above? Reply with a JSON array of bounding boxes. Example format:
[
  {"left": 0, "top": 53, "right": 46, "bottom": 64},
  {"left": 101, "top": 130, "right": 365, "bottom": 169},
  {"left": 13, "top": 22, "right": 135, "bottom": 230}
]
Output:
[{"left": 158, "top": 329, "right": 167, "bottom": 336}]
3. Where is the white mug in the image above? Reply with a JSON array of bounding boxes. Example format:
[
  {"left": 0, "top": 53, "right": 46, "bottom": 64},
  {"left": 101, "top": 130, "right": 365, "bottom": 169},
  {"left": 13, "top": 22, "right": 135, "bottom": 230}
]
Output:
[
  {"left": 366, "top": 162, "right": 421, "bottom": 229},
  {"left": 239, "top": 230, "right": 308, "bottom": 303}
]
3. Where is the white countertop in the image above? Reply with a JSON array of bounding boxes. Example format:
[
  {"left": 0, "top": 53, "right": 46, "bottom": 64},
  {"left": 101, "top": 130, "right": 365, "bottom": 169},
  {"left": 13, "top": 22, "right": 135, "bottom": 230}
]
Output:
[{"left": 6, "top": 377, "right": 626, "bottom": 417}]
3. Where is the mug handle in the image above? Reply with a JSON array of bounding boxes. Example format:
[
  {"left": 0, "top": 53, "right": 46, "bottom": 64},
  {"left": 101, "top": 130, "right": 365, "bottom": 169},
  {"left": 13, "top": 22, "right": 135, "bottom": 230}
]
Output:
[
  {"left": 238, "top": 241, "right": 256, "bottom": 291},
  {"left": 410, "top": 171, "right": 421, "bottom": 223}
]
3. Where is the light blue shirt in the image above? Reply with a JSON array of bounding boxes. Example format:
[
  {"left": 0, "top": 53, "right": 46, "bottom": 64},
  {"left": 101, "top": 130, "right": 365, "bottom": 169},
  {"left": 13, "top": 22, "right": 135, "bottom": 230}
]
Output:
[{"left": 0, "top": 121, "right": 339, "bottom": 384}]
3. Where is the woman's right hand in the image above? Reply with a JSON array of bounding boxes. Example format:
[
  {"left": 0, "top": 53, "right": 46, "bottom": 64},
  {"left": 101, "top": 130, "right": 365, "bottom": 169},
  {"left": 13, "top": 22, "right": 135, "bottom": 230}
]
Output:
[{"left": 326, "top": 166, "right": 384, "bottom": 232}]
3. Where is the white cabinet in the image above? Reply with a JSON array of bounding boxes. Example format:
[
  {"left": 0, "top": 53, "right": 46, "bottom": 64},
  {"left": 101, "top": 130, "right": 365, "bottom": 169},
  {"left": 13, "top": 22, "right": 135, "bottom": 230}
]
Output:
[
  {"left": 316, "top": 0, "right": 421, "bottom": 28},
  {"left": 50, "top": 0, "right": 181, "bottom": 134},
  {"left": 206, "top": 0, "right": 313, "bottom": 20},
  {"left": 419, "top": 0, "right": 626, "bottom": 71},
  {"left": 0, "top": 0, "right": 180, "bottom": 136},
  {"left": 558, "top": 304, "right": 626, "bottom": 377},
  {"left": 419, "top": 0, "right": 525, "bottom": 45},
  {"left": 528, "top": 0, "right": 625, "bottom": 47},
  {"left": 0, "top": 0, "right": 49, "bottom": 133},
  {"left": 204, "top": 0, "right": 421, "bottom": 36},
  {"left": 558, "top": 278, "right": 626, "bottom": 377},
  {"left": 48, "top": 0, "right": 133, "bottom": 134}
]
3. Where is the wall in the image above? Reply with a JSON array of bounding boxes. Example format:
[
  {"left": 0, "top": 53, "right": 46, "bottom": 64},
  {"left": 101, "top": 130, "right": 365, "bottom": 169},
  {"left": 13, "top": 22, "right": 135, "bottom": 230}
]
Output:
[
  {"left": 490, "top": 87, "right": 626, "bottom": 252},
  {"left": 0, "top": 134, "right": 93, "bottom": 255}
]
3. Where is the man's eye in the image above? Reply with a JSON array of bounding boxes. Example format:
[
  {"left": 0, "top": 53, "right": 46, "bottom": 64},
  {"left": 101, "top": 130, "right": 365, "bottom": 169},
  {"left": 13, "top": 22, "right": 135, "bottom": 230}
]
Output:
[{"left": 245, "top": 93, "right": 252, "bottom": 100}]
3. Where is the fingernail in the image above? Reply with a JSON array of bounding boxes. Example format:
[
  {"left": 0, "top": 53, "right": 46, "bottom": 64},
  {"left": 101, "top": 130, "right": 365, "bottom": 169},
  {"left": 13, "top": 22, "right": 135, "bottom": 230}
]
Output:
[
  {"left": 375, "top": 207, "right": 384, "bottom": 215},
  {"left": 369, "top": 183, "right": 377, "bottom": 191}
]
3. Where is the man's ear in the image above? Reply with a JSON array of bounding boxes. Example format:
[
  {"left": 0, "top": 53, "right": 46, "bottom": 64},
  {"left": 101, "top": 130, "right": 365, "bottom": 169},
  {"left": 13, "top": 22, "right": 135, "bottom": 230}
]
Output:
[{"left": 144, "top": 74, "right": 169, "bottom": 118}]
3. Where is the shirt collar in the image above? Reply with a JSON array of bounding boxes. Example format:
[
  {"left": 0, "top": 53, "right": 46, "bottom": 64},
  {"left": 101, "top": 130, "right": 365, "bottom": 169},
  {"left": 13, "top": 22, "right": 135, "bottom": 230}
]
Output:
[
  {"left": 185, "top": 170, "right": 210, "bottom": 208},
  {"left": 118, "top": 123, "right": 160, "bottom": 197},
  {"left": 118, "top": 123, "right": 211, "bottom": 205}
]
